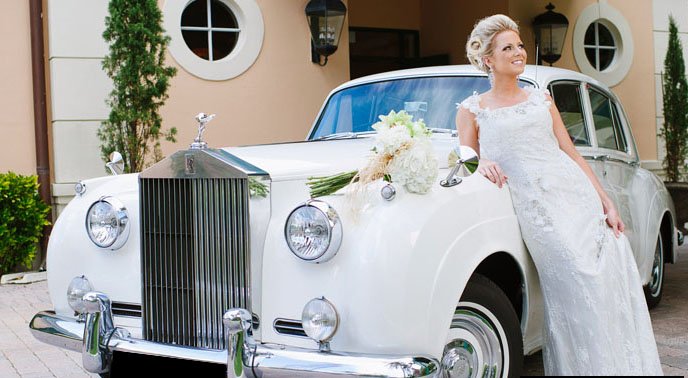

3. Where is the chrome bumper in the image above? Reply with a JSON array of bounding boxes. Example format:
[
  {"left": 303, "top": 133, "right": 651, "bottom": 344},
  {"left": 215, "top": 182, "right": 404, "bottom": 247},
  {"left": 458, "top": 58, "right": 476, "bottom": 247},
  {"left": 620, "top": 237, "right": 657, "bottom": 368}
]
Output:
[{"left": 29, "top": 294, "right": 439, "bottom": 377}]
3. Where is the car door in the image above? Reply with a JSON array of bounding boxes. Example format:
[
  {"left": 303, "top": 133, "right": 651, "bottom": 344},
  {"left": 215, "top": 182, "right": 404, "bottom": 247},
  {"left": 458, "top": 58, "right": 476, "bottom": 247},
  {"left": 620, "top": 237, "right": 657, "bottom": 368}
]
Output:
[
  {"left": 548, "top": 81, "right": 641, "bottom": 257},
  {"left": 548, "top": 80, "right": 608, "bottom": 183},
  {"left": 584, "top": 84, "right": 641, "bottom": 259}
]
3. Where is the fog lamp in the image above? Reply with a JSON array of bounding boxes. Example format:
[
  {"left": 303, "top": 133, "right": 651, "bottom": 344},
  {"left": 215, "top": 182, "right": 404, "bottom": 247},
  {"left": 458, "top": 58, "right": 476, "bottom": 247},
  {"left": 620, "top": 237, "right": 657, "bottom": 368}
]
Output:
[
  {"left": 67, "top": 275, "right": 93, "bottom": 315},
  {"left": 302, "top": 297, "right": 339, "bottom": 343}
]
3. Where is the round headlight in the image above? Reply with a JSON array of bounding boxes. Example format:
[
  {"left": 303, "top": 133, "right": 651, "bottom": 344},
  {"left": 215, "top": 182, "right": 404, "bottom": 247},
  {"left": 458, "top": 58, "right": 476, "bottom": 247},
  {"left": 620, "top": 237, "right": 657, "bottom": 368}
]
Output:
[
  {"left": 86, "top": 196, "right": 129, "bottom": 249},
  {"left": 302, "top": 297, "right": 339, "bottom": 342},
  {"left": 67, "top": 275, "right": 93, "bottom": 314},
  {"left": 284, "top": 200, "right": 342, "bottom": 262}
]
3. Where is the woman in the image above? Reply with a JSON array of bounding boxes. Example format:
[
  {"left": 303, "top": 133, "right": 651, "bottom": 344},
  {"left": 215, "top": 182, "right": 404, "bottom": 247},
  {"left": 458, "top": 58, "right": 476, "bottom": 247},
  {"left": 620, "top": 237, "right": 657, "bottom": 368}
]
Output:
[{"left": 456, "top": 14, "right": 663, "bottom": 376}]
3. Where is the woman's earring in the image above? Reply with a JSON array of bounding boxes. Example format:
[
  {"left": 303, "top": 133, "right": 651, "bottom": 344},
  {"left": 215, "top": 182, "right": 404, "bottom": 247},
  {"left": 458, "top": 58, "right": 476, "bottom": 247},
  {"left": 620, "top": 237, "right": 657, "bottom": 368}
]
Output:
[{"left": 488, "top": 68, "right": 495, "bottom": 87}]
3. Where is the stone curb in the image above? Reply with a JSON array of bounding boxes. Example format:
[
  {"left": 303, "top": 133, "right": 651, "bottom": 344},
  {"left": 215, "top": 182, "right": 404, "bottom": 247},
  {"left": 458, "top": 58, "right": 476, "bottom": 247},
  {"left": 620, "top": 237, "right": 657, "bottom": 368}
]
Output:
[{"left": 0, "top": 271, "right": 47, "bottom": 285}]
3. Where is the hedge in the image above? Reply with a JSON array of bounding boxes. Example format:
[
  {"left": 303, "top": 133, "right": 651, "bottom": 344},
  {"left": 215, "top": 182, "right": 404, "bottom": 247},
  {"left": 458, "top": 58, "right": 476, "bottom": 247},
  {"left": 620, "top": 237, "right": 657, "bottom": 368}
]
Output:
[{"left": 0, "top": 172, "right": 50, "bottom": 276}]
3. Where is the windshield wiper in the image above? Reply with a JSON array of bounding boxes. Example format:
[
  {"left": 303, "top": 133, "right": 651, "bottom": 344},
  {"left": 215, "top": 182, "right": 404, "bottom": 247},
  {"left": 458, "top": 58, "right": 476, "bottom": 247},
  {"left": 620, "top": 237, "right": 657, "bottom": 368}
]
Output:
[
  {"left": 315, "top": 131, "right": 376, "bottom": 141},
  {"left": 428, "top": 128, "right": 458, "bottom": 136}
]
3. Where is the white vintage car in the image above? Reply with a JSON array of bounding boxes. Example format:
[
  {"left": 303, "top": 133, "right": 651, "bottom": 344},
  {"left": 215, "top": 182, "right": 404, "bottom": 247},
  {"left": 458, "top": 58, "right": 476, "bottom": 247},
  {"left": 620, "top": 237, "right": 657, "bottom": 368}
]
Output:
[{"left": 31, "top": 65, "right": 681, "bottom": 377}]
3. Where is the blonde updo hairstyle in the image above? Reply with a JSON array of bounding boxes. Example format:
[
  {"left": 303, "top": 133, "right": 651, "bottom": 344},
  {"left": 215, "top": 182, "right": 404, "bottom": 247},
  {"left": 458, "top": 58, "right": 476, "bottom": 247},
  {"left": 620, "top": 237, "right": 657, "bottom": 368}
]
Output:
[{"left": 466, "top": 14, "right": 520, "bottom": 73}]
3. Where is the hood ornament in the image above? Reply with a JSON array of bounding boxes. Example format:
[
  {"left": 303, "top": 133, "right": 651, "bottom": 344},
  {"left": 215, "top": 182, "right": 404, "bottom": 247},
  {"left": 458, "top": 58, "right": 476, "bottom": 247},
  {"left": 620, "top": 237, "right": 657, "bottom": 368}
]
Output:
[{"left": 190, "top": 113, "right": 216, "bottom": 149}]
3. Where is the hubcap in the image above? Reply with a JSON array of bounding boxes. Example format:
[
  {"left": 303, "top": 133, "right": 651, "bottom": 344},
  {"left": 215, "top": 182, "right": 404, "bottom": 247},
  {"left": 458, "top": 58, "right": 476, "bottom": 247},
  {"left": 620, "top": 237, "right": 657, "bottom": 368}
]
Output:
[
  {"left": 649, "top": 235, "right": 663, "bottom": 297},
  {"left": 442, "top": 304, "right": 505, "bottom": 378}
]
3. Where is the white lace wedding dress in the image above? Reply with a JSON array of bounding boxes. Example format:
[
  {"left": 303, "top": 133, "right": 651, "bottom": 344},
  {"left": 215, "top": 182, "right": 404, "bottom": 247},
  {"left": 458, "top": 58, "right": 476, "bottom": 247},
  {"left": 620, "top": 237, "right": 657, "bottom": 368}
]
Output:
[{"left": 460, "top": 87, "right": 663, "bottom": 376}]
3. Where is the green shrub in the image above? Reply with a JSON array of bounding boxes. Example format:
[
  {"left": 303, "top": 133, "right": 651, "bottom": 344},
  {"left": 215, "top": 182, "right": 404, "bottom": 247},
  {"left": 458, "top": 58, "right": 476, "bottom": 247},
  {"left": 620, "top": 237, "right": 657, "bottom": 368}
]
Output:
[{"left": 0, "top": 172, "right": 50, "bottom": 275}]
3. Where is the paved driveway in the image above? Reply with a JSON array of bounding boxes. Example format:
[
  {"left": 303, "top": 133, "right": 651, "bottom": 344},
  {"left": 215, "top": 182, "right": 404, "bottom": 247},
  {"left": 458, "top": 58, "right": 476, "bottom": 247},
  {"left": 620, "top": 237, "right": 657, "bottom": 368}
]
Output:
[{"left": 2, "top": 246, "right": 688, "bottom": 377}]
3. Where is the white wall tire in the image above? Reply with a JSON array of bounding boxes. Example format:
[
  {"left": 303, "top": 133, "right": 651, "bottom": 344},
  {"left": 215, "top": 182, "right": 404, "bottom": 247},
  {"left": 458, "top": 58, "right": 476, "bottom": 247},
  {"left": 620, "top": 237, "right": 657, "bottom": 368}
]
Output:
[{"left": 442, "top": 274, "right": 523, "bottom": 378}]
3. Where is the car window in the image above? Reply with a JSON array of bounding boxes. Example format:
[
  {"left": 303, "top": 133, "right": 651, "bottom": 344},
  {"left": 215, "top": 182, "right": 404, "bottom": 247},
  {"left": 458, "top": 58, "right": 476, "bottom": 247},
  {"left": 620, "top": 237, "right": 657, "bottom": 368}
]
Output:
[
  {"left": 549, "top": 82, "right": 590, "bottom": 146},
  {"left": 310, "top": 76, "right": 530, "bottom": 140},
  {"left": 588, "top": 87, "right": 627, "bottom": 152}
]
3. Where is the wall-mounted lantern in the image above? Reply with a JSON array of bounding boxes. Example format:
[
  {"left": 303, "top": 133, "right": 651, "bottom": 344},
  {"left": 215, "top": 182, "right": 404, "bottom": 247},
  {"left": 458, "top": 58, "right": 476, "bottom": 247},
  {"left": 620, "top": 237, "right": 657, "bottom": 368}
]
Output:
[
  {"left": 533, "top": 3, "right": 569, "bottom": 66},
  {"left": 305, "top": 0, "right": 347, "bottom": 66}
]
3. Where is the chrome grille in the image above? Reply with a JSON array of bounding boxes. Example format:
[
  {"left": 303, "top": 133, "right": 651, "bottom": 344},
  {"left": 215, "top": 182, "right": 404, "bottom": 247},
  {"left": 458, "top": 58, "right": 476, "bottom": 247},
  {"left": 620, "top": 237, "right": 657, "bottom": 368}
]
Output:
[{"left": 140, "top": 177, "right": 250, "bottom": 350}]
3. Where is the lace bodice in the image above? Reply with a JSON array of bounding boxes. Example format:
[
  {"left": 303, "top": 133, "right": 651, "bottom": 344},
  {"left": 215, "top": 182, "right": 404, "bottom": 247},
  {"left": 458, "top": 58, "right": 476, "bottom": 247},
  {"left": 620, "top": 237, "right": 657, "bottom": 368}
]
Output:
[
  {"left": 458, "top": 87, "right": 663, "bottom": 375},
  {"left": 460, "top": 87, "right": 604, "bottom": 248}
]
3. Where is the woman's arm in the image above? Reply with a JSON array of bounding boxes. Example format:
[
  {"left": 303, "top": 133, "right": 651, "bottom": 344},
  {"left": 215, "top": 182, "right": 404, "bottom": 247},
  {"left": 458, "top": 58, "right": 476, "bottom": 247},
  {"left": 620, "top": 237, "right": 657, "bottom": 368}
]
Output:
[
  {"left": 456, "top": 107, "right": 508, "bottom": 188},
  {"left": 547, "top": 95, "right": 625, "bottom": 237}
]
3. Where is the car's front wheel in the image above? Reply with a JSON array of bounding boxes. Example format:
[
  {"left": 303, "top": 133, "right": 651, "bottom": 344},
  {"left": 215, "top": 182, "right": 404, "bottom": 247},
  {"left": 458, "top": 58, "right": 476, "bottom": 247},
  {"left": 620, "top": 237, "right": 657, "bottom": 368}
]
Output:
[
  {"left": 644, "top": 232, "right": 664, "bottom": 309},
  {"left": 440, "top": 274, "right": 523, "bottom": 378}
]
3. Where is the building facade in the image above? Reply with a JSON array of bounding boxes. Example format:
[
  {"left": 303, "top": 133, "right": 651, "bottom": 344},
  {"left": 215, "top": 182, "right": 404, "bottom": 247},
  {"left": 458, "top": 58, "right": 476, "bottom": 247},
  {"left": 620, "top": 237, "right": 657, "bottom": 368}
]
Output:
[{"left": 0, "top": 0, "right": 682, "bottom": 217}]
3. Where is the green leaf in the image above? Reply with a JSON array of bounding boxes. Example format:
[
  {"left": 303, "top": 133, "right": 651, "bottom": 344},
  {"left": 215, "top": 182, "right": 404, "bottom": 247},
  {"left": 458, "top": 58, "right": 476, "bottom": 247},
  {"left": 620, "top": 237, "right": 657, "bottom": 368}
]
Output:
[{"left": 0, "top": 172, "right": 50, "bottom": 275}]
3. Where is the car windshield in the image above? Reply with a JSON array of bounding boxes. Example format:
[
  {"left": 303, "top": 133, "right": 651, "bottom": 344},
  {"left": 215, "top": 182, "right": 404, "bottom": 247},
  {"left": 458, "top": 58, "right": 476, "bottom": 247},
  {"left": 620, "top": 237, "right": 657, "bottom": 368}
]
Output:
[{"left": 309, "top": 75, "right": 531, "bottom": 140}]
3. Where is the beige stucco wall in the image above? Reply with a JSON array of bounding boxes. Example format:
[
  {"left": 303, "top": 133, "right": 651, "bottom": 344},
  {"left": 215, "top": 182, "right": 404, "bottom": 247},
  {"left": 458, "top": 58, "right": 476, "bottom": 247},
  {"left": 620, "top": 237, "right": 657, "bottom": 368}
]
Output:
[
  {"left": 0, "top": 1, "right": 36, "bottom": 175},
  {"left": 46, "top": 0, "right": 351, "bottom": 214},
  {"left": 41, "top": 0, "right": 660, "bottom": 214},
  {"left": 510, "top": 0, "right": 657, "bottom": 161},
  {"left": 159, "top": 0, "right": 351, "bottom": 155}
]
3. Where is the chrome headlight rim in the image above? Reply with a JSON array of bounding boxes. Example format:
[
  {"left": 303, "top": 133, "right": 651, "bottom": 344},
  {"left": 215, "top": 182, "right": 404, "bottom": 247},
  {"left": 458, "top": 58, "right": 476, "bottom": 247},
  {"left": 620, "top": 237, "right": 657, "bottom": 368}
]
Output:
[
  {"left": 301, "top": 297, "right": 339, "bottom": 343},
  {"left": 85, "top": 196, "right": 130, "bottom": 250},
  {"left": 284, "top": 199, "right": 343, "bottom": 263}
]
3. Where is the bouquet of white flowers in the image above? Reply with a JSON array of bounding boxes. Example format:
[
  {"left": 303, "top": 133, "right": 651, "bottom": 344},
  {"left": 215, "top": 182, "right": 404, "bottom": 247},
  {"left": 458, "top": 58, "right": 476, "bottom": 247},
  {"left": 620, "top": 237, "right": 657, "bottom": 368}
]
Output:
[{"left": 307, "top": 110, "right": 438, "bottom": 198}]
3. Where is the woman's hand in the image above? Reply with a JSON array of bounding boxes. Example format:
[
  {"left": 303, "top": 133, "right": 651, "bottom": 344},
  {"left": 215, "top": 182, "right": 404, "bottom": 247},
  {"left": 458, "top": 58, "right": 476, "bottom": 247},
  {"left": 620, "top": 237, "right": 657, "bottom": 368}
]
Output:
[
  {"left": 603, "top": 199, "right": 625, "bottom": 238},
  {"left": 478, "top": 158, "right": 508, "bottom": 188}
]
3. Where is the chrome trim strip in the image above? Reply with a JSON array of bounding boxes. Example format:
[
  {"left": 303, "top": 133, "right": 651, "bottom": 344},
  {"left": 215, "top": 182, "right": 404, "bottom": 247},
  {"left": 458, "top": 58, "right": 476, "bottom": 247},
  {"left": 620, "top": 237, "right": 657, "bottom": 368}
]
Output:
[
  {"left": 582, "top": 154, "right": 640, "bottom": 166},
  {"left": 139, "top": 148, "right": 267, "bottom": 179},
  {"left": 32, "top": 309, "right": 439, "bottom": 377}
]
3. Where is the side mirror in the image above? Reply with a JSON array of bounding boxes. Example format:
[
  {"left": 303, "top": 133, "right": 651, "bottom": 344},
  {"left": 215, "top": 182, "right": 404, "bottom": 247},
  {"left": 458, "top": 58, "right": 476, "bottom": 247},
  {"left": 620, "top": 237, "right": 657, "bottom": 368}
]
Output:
[
  {"left": 441, "top": 146, "right": 479, "bottom": 187},
  {"left": 106, "top": 151, "right": 124, "bottom": 175}
]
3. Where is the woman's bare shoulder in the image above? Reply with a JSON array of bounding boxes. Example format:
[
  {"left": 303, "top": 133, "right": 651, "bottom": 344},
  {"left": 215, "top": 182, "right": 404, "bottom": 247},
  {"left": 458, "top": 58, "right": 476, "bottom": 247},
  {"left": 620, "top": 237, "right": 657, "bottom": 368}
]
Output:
[{"left": 457, "top": 91, "right": 483, "bottom": 116}]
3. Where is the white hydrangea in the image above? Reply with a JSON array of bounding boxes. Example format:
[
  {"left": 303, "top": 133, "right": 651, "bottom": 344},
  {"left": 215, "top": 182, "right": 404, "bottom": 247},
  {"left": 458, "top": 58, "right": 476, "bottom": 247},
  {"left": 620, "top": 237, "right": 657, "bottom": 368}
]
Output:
[
  {"left": 374, "top": 125, "right": 413, "bottom": 155},
  {"left": 387, "top": 138, "right": 438, "bottom": 194}
]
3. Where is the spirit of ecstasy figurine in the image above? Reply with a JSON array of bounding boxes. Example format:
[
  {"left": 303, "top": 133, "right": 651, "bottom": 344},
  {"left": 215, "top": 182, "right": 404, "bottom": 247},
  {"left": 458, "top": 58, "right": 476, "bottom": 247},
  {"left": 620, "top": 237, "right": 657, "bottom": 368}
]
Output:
[{"left": 190, "top": 113, "right": 216, "bottom": 149}]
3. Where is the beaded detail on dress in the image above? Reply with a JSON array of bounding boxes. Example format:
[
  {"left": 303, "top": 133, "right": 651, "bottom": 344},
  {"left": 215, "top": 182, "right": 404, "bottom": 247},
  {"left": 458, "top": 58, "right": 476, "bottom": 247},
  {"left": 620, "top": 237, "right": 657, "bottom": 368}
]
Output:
[{"left": 458, "top": 86, "right": 663, "bottom": 375}]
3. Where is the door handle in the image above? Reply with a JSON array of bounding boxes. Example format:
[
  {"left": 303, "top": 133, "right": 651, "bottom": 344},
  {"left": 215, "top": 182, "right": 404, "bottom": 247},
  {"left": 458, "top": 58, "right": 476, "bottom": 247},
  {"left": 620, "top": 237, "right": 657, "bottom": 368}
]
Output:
[{"left": 590, "top": 154, "right": 610, "bottom": 161}]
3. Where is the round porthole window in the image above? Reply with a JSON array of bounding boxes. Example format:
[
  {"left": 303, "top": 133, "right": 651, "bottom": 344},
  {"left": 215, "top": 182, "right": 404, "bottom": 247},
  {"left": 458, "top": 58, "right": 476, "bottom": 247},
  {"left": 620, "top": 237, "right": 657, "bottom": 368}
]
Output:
[
  {"left": 181, "top": 0, "right": 240, "bottom": 61},
  {"left": 164, "top": 0, "right": 264, "bottom": 81},
  {"left": 573, "top": 2, "right": 633, "bottom": 87},
  {"left": 584, "top": 21, "right": 617, "bottom": 71}
]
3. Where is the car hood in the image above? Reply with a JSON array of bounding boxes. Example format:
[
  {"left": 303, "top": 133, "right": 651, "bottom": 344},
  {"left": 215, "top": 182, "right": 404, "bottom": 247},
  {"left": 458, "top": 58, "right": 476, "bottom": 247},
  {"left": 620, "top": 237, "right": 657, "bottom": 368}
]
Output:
[{"left": 223, "top": 137, "right": 455, "bottom": 181}]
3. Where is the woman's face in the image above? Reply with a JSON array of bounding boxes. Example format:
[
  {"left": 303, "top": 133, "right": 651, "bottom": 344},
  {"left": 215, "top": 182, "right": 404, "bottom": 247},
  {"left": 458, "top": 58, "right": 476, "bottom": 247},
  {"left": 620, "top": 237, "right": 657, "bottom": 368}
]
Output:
[{"left": 484, "top": 30, "right": 526, "bottom": 76}]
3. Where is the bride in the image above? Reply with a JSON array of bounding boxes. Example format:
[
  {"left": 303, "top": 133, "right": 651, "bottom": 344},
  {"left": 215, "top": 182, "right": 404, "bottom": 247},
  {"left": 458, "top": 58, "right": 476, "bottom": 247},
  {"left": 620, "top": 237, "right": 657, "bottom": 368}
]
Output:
[{"left": 456, "top": 14, "right": 664, "bottom": 376}]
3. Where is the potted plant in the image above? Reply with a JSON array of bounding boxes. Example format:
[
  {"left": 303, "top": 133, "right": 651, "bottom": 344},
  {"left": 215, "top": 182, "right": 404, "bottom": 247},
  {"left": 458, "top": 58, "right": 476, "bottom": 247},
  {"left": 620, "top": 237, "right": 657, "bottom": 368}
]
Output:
[{"left": 661, "top": 16, "right": 688, "bottom": 232}]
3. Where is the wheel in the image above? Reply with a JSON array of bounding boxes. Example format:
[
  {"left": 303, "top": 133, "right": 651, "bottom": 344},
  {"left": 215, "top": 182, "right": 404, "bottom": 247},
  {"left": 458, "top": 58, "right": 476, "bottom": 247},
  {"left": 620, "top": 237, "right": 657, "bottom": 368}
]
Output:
[
  {"left": 644, "top": 232, "right": 664, "bottom": 309},
  {"left": 440, "top": 274, "right": 523, "bottom": 378}
]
